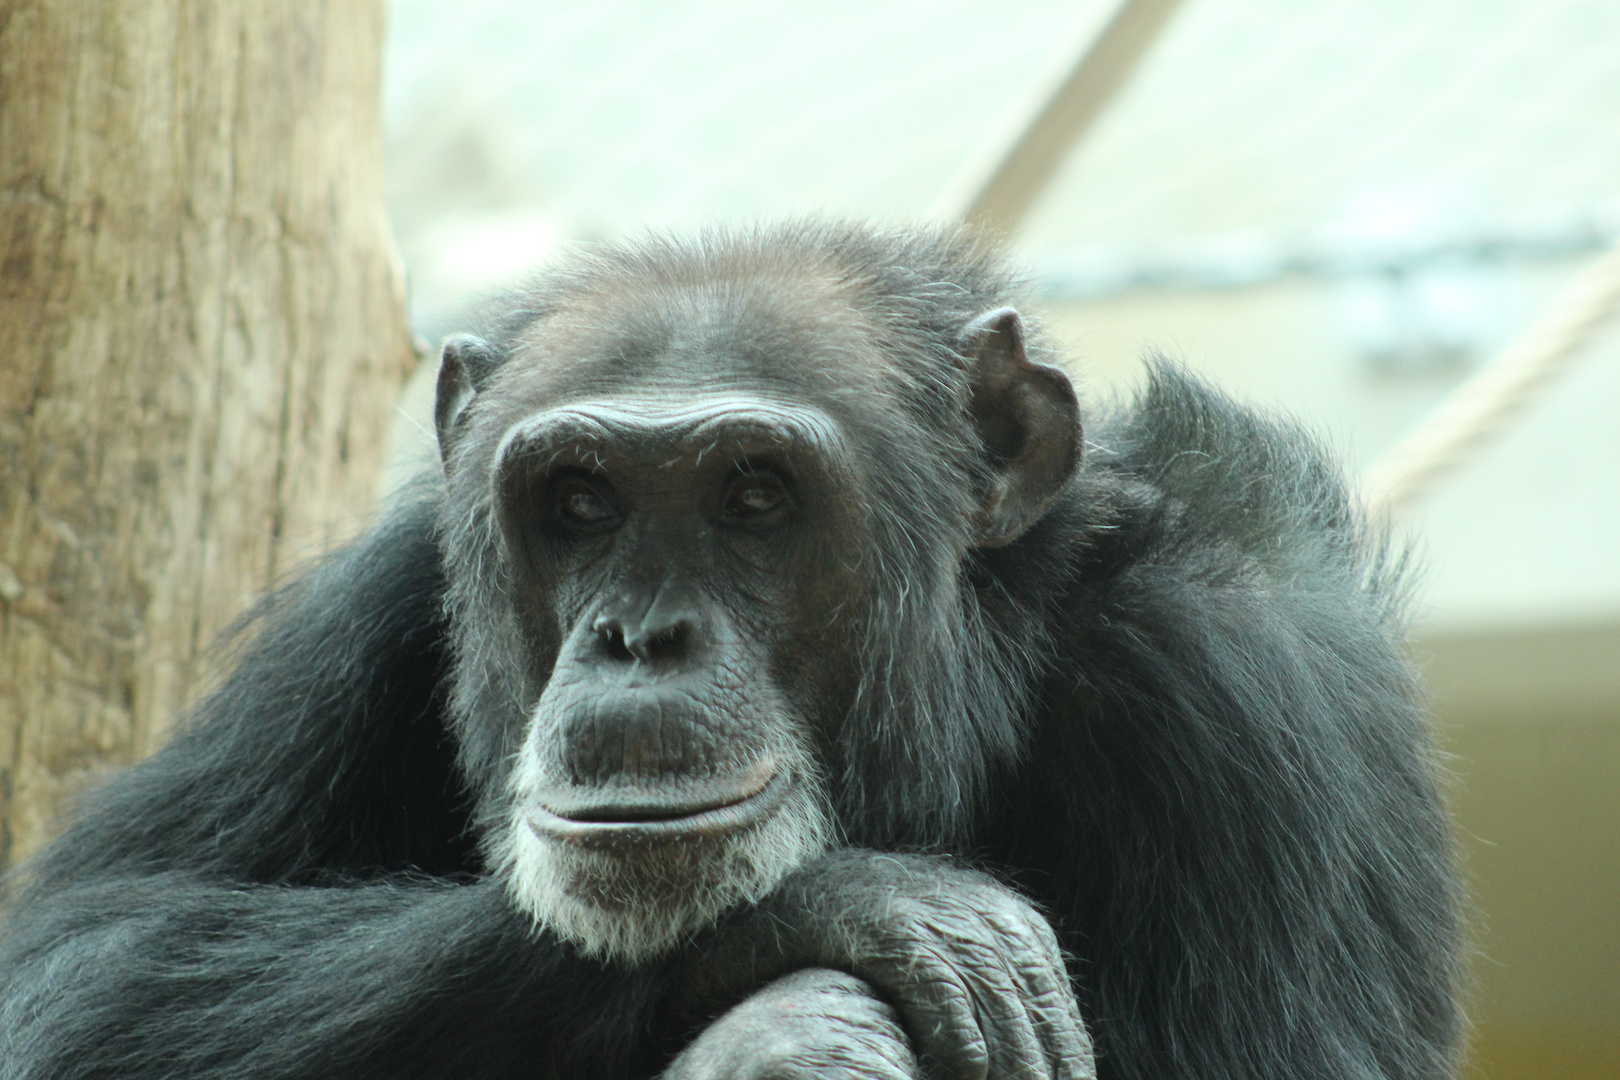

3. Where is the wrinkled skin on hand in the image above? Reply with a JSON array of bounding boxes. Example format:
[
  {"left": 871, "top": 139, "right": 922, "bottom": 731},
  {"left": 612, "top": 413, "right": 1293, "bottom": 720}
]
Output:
[
  {"left": 671, "top": 851, "right": 1095, "bottom": 1080},
  {"left": 665, "top": 969, "right": 919, "bottom": 1080}
]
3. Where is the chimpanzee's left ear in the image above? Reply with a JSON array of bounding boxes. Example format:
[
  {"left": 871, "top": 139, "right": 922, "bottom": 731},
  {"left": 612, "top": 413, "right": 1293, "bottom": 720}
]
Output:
[
  {"left": 959, "top": 307, "right": 1082, "bottom": 547},
  {"left": 435, "top": 333, "right": 504, "bottom": 468}
]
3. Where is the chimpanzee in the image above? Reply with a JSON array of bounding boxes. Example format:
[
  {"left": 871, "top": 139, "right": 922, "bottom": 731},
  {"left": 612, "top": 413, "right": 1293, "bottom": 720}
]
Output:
[{"left": 0, "top": 222, "right": 1463, "bottom": 1080}]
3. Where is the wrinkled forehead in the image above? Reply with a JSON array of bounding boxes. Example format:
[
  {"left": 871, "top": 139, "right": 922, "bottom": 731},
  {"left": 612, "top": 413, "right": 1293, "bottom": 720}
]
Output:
[{"left": 497, "top": 267, "right": 894, "bottom": 407}]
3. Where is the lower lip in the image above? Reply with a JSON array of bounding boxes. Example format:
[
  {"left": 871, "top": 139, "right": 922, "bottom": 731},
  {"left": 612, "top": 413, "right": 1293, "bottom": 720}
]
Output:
[{"left": 526, "top": 770, "right": 789, "bottom": 846}]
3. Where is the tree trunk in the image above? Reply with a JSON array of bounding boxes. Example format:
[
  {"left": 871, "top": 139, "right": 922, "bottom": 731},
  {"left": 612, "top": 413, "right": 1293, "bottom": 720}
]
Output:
[{"left": 0, "top": 1, "right": 413, "bottom": 868}]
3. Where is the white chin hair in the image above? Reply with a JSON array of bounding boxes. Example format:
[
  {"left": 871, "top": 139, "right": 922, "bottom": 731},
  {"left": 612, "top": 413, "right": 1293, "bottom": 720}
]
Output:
[{"left": 494, "top": 784, "right": 832, "bottom": 965}]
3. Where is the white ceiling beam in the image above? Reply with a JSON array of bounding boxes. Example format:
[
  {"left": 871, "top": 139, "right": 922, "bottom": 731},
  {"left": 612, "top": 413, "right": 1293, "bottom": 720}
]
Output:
[{"left": 931, "top": 0, "right": 1187, "bottom": 234}]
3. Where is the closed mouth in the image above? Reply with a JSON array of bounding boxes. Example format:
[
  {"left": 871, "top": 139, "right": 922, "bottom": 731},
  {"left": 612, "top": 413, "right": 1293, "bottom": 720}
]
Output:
[{"left": 526, "top": 762, "right": 785, "bottom": 845}]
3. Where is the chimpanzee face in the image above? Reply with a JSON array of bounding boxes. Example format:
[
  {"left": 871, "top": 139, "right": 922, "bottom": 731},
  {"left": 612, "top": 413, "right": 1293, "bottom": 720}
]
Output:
[
  {"left": 487, "top": 391, "right": 861, "bottom": 961},
  {"left": 434, "top": 265, "right": 1077, "bottom": 961}
]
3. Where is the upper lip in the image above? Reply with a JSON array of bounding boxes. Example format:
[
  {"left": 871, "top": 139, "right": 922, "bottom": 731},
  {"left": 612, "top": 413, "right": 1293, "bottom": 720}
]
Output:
[{"left": 526, "top": 759, "right": 784, "bottom": 845}]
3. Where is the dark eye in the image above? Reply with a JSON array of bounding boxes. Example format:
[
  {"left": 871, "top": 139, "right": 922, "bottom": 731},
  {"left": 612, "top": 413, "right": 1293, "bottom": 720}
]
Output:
[
  {"left": 723, "top": 472, "right": 788, "bottom": 523},
  {"left": 553, "top": 476, "right": 619, "bottom": 529}
]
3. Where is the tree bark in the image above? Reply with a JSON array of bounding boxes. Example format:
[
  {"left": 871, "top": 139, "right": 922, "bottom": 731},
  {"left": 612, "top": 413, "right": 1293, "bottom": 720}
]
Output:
[{"left": 0, "top": 1, "right": 413, "bottom": 868}]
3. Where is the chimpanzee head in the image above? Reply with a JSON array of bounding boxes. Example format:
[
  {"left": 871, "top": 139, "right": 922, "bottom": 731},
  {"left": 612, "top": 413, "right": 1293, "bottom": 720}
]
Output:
[{"left": 433, "top": 225, "right": 1081, "bottom": 961}]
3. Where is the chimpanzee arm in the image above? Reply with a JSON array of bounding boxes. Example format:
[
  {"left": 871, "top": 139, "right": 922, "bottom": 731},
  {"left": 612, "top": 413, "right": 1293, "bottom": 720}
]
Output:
[
  {"left": 0, "top": 497, "right": 658, "bottom": 1079},
  {"left": 667, "top": 851, "right": 1094, "bottom": 1080},
  {"left": 0, "top": 875, "right": 663, "bottom": 1078}
]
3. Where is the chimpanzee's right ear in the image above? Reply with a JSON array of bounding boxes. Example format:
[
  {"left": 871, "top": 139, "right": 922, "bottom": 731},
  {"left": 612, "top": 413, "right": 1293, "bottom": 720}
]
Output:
[{"left": 435, "top": 334, "right": 503, "bottom": 466}]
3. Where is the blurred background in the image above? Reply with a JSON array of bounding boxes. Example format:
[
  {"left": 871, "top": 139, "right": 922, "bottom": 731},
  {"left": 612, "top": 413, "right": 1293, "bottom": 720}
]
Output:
[{"left": 380, "top": 2, "right": 1619, "bottom": 1077}]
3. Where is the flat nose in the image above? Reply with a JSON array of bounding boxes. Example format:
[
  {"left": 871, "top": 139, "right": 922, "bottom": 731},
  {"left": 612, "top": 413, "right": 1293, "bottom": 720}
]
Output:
[
  {"left": 592, "top": 612, "right": 696, "bottom": 665},
  {"left": 591, "top": 584, "right": 703, "bottom": 669}
]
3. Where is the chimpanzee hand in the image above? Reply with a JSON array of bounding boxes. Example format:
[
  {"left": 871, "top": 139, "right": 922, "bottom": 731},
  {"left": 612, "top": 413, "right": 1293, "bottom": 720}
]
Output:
[
  {"left": 664, "top": 968, "right": 920, "bottom": 1080},
  {"left": 673, "top": 850, "right": 1094, "bottom": 1080}
]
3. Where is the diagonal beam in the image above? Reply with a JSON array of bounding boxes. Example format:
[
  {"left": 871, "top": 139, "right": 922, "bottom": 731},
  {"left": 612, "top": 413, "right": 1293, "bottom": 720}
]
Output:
[
  {"left": 1362, "top": 242, "right": 1620, "bottom": 518},
  {"left": 931, "top": 0, "right": 1187, "bottom": 234}
]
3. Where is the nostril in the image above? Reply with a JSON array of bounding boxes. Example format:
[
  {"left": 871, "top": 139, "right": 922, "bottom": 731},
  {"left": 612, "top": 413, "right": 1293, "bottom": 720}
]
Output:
[
  {"left": 592, "top": 613, "right": 699, "bottom": 666},
  {"left": 596, "top": 622, "right": 635, "bottom": 663},
  {"left": 637, "top": 623, "right": 688, "bottom": 662}
]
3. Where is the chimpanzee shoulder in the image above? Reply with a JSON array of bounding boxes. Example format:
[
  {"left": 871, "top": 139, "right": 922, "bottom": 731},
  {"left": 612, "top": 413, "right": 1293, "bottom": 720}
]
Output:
[
  {"left": 980, "top": 364, "right": 1458, "bottom": 1080},
  {"left": 20, "top": 493, "right": 478, "bottom": 890}
]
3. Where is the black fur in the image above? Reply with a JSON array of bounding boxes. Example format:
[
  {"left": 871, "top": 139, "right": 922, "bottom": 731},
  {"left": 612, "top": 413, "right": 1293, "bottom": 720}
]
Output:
[{"left": 0, "top": 223, "right": 1462, "bottom": 1080}]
